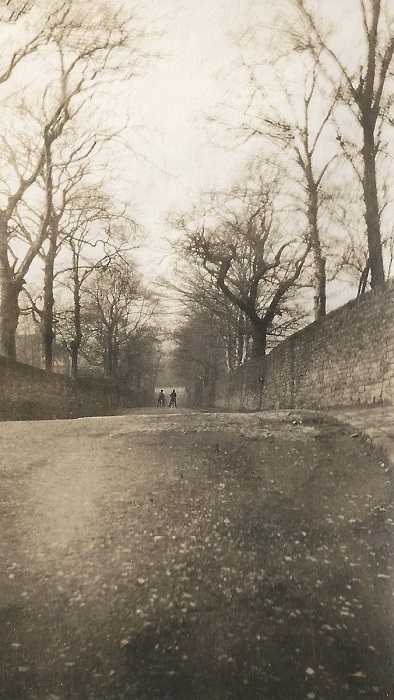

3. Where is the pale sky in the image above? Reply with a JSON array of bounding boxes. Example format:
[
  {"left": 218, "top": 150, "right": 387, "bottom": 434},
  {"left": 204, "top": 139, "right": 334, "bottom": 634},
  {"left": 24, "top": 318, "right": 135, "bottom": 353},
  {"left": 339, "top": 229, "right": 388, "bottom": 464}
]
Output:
[
  {"left": 1, "top": 0, "right": 263, "bottom": 286},
  {"left": 110, "top": 0, "right": 265, "bottom": 276},
  {"left": 112, "top": 0, "right": 357, "bottom": 277},
  {"left": 113, "top": 0, "right": 393, "bottom": 308},
  {"left": 5, "top": 0, "right": 393, "bottom": 304}
]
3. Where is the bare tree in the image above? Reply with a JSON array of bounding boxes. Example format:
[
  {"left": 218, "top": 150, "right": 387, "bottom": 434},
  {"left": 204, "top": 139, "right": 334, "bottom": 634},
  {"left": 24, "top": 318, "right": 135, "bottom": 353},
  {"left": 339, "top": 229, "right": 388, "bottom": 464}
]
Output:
[
  {"left": 240, "top": 69, "right": 337, "bottom": 318},
  {"left": 58, "top": 192, "right": 138, "bottom": 379},
  {"left": 0, "top": 0, "right": 150, "bottom": 360},
  {"left": 34, "top": 127, "right": 132, "bottom": 372},
  {"left": 0, "top": 119, "right": 58, "bottom": 360},
  {"left": 22, "top": 184, "right": 135, "bottom": 377},
  {"left": 290, "top": 0, "right": 394, "bottom": 288},
  {"left": 173, "top": 178, "right": 311, "bottom": 358},
  {"left": 173, "top": 303, "right": 228, "bottom": 407},
  {"left": 81, "top": 258, "right": 160, "bottom": 382},
  {"left": 165, "top": 261, "right": 253, "bottom": 370},
  {"left": 0, "top": 2, "right": 49, "bottom": 81}
]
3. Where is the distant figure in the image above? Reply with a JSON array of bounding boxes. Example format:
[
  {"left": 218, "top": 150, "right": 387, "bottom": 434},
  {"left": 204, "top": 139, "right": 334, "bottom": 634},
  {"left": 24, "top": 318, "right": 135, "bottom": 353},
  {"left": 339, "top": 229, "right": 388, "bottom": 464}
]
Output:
[
  {"left": 169, "top": 389, "right": 177, "bottom": 408},
  {"left": 157, "top": 390, "right": 166, "bottom": 408}
]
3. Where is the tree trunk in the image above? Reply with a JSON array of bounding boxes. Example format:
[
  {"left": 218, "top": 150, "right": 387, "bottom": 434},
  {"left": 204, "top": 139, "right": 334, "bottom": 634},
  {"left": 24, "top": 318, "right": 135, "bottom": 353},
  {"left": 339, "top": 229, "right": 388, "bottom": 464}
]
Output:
[
  {"left": 41, "top": 229, "right": 57, "bottom": 371},
  {"left": 307, "top": 180, "right": 326, "bottom": 318},
  {"left": 362, "top": 121, "right": 385, "bottom": 288},
  {"left": 208, "top": 371, "right": 217, "bottom": 405},
  {"left": 193, "top": 377, "right": 204, "bottom": 407},
  {"left": 236, "top": 313, "right": 246, "bottom": 364},
  {"left": 69, "top": 254, "right": 82, "bottom": 380},
  {"left": 251, "top": 322, "right": 267, "bottom": 358},
  {"left": 0, "top": 219, "right": 20, "bottom": 360},
  {"left": 113, "top": 339, "right": 119, "bottom": 379},
  {"left": 0, "top": 276, "right": 20, "bottom": 361},
  {"left": 104, "top": 333, "right": 116, "bottom": 378},
  {"left": 69, "top": 342, "right": 78, "bottom": 380},
  {"left": 104, "top": 340, "right": 113, "bottom": 378},
  {"left": 225, "top": 331, "right": 234, "bottom": 371},
  {"left": 313, "top": 253, "right": 326, "bottom": 319}
]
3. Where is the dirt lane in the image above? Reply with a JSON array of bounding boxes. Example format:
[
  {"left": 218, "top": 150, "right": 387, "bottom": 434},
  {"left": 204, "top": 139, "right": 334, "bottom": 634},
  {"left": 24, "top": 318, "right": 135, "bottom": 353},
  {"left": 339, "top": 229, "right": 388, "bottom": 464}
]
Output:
[{"left": 0, "top": 410, "right": 393, "bottom": 699}]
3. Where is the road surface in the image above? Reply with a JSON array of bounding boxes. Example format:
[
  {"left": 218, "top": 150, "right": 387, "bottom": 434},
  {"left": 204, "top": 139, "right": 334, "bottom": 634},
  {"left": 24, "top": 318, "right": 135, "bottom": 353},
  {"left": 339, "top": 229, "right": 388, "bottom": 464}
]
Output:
[{"left": 0, "top": 409, "right": 392, "bottom": 699}]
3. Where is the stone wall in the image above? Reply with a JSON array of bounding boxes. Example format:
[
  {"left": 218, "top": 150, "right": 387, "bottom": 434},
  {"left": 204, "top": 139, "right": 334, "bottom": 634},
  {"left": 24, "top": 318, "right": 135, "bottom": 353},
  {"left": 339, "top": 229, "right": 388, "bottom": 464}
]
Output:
[
  {"left": 215, "top": 278, "right": 394, "bottom": 411},
  {"left": 0, "top": 358, "right": 119, "bottom": 421}
]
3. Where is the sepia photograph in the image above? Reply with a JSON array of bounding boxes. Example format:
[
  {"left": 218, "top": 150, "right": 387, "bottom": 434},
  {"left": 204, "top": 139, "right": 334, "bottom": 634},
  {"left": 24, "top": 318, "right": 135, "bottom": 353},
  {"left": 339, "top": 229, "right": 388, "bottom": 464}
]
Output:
[{"left": 0, "top": 0, "right": 393, "bottom": 697}]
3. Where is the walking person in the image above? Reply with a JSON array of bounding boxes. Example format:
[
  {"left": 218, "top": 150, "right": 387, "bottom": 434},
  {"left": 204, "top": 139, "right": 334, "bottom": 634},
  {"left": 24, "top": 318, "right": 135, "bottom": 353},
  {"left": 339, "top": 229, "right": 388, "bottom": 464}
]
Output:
[
  {"left": 168, "top": 389, "right": 177, "bottom": 408},
  {"left": 157, "top": 390, "right": 166, "bottom": 408}
]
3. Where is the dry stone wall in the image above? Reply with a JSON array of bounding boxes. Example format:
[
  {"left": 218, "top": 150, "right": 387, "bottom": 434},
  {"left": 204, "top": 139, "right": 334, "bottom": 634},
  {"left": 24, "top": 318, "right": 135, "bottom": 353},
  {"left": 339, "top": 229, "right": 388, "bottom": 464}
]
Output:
[{"left": 216, "top": 278, "right": 394, "bottom": 411}]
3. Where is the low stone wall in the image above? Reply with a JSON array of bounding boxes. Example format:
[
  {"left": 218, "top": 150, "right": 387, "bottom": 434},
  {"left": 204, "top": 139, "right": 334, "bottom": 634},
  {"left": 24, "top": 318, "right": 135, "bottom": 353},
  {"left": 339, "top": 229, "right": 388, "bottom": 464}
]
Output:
[
  {"left": 215, "top": 278, "right": 394, "bottom": 410},
  {"left": 0, "top": 358, "right": 119, "bottom": 421}
]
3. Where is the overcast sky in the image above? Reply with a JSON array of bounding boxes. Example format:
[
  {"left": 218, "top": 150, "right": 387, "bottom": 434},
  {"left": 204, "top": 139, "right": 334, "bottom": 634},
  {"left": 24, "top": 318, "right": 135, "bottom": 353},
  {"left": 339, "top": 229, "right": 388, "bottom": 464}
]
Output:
[
  {"left": 115, "top": 0, "right": 361, "bottom": 278},
  {"left": 114, "top": 0, "right": 266, "bottom": 276},
  {"left": 118, "top": 0, "right": 393, "bottom": 310},
  {"left": 8, "top": 0, "right": 392, "bottom": 301}
]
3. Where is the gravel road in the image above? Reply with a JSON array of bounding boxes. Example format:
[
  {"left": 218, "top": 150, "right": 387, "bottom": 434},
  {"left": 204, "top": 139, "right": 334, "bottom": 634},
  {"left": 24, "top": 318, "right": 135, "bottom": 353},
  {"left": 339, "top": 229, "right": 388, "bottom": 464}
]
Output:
[{"left": 0, "top": 409, "right": 392, "bottom": 699}]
